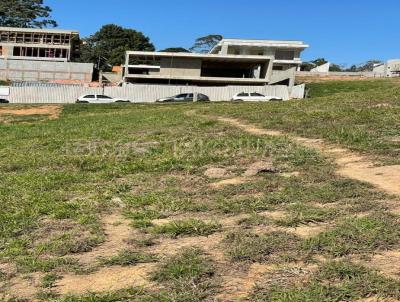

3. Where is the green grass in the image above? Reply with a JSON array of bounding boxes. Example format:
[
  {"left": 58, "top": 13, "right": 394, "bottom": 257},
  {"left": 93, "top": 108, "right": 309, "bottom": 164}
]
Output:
[
  {"left": 238, "top": 214, "right": 271, "bottom": 227},
  {"left": 276, "top": 203, "right": 337, "bottom": 227},
  {"left": 151, "top": 248, "right": 217, "bottom": 302},
  {"left": 303, "top": 213, "right": 400, "bottom": 256},
  {"left": 150, "top": 219, "right": 221, "bottom": 237},
  {"left": 100, "top": 250, "right": 157, "bottom": 266},
  {"left": 198, "top": 79, "right": 400, "bottom": 163},
  {"left": 41, "top": 273, "right": 60, "bottom": 288},
  {"left": 1, "top": 81, "right": 399, "bottom": 300},
  {"left": 252, "top": 261, "right": 400, "bottom": 302},
  {"left": 224, "top": 231, "right": 300, "bottom": 262}
]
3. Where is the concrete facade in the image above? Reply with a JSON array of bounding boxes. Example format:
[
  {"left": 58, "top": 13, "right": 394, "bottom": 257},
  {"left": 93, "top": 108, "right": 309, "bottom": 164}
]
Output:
[
  {"left": 373, "top": 60, "right": 400, "bottom": 77},
  {"left": 0, "top": 27, "right": 93, "bottom": 82},
  {"left": 124, "top": 39, "right": 308, "bottom": 87},
  {"left": 0, "top": 59, "right": 93, "bottom": 82},
  {"left": 0, "top": 27, "right": 79, "bottom": 62}
]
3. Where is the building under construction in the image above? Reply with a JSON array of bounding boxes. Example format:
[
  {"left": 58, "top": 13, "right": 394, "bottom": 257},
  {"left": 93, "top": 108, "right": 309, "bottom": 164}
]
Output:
[{"left": 0, "top": 27, "right": 93, "bottom": 82}]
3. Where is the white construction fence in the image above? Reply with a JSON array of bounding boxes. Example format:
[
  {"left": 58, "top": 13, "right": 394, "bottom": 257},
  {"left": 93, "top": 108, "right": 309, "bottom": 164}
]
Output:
[{"left": 3, "top": 83, "right": 305, "bottom": 104}]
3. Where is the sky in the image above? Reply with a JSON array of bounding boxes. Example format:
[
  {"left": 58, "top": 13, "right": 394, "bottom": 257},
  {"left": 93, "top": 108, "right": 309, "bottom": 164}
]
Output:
[{"left": 45, "top": 0, "right": 400, "bottom": 67}]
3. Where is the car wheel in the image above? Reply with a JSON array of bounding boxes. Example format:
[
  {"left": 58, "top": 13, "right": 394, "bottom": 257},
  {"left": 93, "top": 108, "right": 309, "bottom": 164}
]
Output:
[
  {"left": 76, "top": 101, "right": 89, "bottom": 104},
  {"left": 234, "top": 99, "right": 244, "bottom": 102}
]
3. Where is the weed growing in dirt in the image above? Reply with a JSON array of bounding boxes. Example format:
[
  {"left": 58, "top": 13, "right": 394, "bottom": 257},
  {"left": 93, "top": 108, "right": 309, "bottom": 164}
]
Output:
[
  {"left": 100, "top": 250, "right": 157, "bottom": 266},
  {"left": 303, "top": 213, "right": 400, "bottom": 256},
  {"left": 150, "top": 219, "right": 221, "bottom": 237},
  {"left": 152, "top": 248, "right": 217, "bottom": 301},
  {"left": 252, "top": 261, "right": 400, "bottom": 302},
  {"left": 224, "top": 231, "right": 300, "bottom": 262}
]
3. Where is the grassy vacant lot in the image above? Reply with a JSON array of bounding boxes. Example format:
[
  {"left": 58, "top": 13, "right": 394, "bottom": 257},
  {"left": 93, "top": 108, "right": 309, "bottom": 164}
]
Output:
[
  {"left": 0, "top": 79, "right": 399, "bottom": 301},
  {"left": 200, "top": 79, "right": 400, "bottom": 164}
]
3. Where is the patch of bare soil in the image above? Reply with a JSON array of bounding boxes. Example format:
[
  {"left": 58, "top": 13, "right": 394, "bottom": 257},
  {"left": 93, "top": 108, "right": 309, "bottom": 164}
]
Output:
[
  {"left": 244, "top": 160, "right": 279, "bottom": 177},
  {"left": 0, "top": 105, "right": 62, "bottom": 120},
  {"left": 209, "top": 159, "right": 279, "bottom": 189},
  {"left": 250, "top": 223, "right": 328, "bottom": 239},
  {"left": 55, "top": 264, "right": 156, "bottom": 296},
  {"left": 389, "top": 136, "right": 400, "bottom": 143},
  {"left": 71, "top": 213, "right": 135, "bottom": 265},
  {"left": 210, "top": 176, "right": 248, "bottom": 188},
  {"left": 288, "top": 223, "right": 330, "bottom": 238},
  {"left": 216, "top": 263, "right": 273, "bottom": 302},
  {"left": 215, "top": 117, "right": 400, "bottom": 196},
  {"left": 384, "top": 200, "right": 400, "bottom": 215},
  {"left": 217, "top": 117, "right": 282, "bottom": 137},
  {"left": 204, "top": 167, "right": 231, "bottom": 179},
  {"left": 258, "top": 210, "right": 288, "bottom": 220},
  {"left": 2, "top": 273, "right": 42, "bottom": 302},
  {"left": 368, "top": 103, "right": 393, "bottom": 109},
  {"left": 356, "top": 250, "right": 400, "bottom": 280},
  {"left": 355, "top": 297, "right": 400, "bottom": 302},
  {"left": 281, "top": 171, "right": 301, "bottom": 178}
]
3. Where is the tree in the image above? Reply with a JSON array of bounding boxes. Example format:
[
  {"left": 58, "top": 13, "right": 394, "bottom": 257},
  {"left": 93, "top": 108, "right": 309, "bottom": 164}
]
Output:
[
  {"left": 160, "top": 47, "right": 190, "bottom": 53},
  {"left": 356, "top": 60, "right": 383, "bottom": 72},
  {"left": 344, "top": 60, "right": 383, "bottom": 72},
  {"left": 0, "top": 0, "right": 57, "bottom": 28},
  {"left": 190, "top": 34, "right": 223, "bottom": 53},
  {"left": 78, "top": 24, "right": 155, "bottom": 69},
  {"left": 329, "top": 64, "right": 343, "bottom": 72},
  {"left": 312, "top": 58, "right": 329, "bottom": 66}
]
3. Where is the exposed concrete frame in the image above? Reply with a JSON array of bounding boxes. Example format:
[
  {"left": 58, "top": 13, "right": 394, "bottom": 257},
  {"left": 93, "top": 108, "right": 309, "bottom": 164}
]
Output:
[{"left": 124, "top": 51, "right": 273, "bottom": 85}]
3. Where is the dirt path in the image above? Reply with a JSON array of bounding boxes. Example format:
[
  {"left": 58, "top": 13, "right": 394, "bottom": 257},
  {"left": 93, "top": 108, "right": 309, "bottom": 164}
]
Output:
[
  {"left": 0, "top": 105, "right": 62, "bottom": 120},
  {"left": 216, "top": 117, "right": 400, "bottom": 196}
]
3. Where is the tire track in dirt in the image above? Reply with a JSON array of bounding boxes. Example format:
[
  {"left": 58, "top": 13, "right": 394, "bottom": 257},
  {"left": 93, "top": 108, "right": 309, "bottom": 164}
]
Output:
[{"left": 215, "top": 117, "right": 400, "bottom": 197}]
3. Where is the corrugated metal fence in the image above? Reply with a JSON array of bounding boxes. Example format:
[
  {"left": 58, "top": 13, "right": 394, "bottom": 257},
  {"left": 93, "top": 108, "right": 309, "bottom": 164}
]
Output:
[{"left": 6, "top": 83, "right": 304, "bottom": 104}]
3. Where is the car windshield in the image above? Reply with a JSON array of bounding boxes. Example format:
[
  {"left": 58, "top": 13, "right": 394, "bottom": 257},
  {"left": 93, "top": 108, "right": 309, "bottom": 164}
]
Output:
[
  {"left": 84, "top": 95, "right": 95, "bottom": 99},
  {"left": 175, "top": 94, "right": 187, "bottom": 98},
  {"left": 251, "top": 93, "right": 264, "bottom": 97},
  {"left": 237, "top": 93, "right": 249, "bottom": 97}
]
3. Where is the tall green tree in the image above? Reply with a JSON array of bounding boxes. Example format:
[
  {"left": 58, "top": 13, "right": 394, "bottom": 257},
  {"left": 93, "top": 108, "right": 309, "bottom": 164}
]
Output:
[
  {"left": 78, "top": 24, "right": 155, "bottom": 69},
  {"left": 190, "top": 34, "right": 223, "bottom": 53},
  {"left": 160, "top": 47, "right": 190, "bottom": 53},
  {"left": 0, "top": 0, "right": 57, "bottom": 28}
]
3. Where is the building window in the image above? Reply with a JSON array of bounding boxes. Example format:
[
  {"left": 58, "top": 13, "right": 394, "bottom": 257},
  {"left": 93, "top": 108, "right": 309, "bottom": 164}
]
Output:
[
  {"left": 275, "top": 50, "right": 295, "bottom": 60},
  {"left": 273, "top": 65, "right": 284, "bottom": 71}
]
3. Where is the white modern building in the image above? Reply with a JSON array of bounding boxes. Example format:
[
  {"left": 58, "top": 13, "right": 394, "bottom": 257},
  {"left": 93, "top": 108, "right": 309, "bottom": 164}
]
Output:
[
  {"left": 124, "top": 39, "right": 309, "bottom": 87},
  {"left": 373, "top": 60, "right": 400, "bottom": 77}
]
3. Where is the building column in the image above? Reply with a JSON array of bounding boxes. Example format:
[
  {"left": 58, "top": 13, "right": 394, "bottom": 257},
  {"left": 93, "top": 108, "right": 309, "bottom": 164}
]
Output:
[
  {"left": 123, "top": 52, "right": 130, "bottom": 81},
  {"left": 266, "top": 59, "right": 274, "bottom": 82},
  {"left": 220, "top": 44, "right": 228, "bottom": 55}
]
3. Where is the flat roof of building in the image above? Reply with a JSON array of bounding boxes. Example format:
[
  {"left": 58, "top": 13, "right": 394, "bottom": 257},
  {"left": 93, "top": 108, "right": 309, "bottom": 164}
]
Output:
[
  {"left": 0, "top": 27, "right": 79, "bottom": 35},
  {"left": 210, "top": 38, "right": 309, "bottom": 53},
  {"left": 126, "top": 51, "right": 272, "bottom": 62}
]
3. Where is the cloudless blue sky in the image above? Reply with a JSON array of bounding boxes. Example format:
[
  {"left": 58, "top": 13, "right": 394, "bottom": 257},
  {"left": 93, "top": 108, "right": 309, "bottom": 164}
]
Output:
[{"left": 46, "top": 0, "right": 400, "bottom": 66}]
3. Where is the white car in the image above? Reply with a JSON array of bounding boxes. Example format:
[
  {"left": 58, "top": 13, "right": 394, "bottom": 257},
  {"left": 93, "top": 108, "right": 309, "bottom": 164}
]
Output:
[
  {"left": 231, "top": 92, "right": 283, "bottom": 102},
  {"left": 76, "top": 94, "right": 131, "bottom": 104}
]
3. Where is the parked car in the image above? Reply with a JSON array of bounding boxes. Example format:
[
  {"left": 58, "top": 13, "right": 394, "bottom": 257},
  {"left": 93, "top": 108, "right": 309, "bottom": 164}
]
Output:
[
  {"left": 231, "top": 92, "right": 283, "bottom": 102},
  {"left": 76, "top": 94, "right": 131, "bottom": 104},
  {"left": 0, "top": 98, "right": 9, "bottom": 103},
  {"left": 156, "top": 93, "right": 210, "bottom": 103}
]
